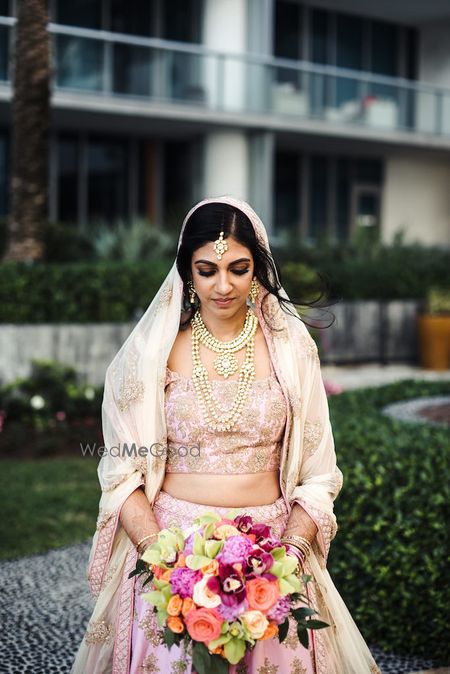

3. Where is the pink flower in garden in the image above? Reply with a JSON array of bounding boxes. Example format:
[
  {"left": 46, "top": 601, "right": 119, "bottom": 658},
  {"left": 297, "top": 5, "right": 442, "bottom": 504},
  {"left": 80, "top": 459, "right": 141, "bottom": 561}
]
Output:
[
  {"left": 0, "top": 409, "right": 6, "bottom": 432},
  {"left": 55, "top": 411, "right": 66, "bottom": 421},
  {"left": 323, "top": 380, "right": 343, "bottom": 397}
]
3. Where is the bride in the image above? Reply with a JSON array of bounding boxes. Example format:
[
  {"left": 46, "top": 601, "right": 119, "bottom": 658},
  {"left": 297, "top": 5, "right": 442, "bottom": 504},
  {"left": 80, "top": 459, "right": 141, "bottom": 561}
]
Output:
[{"left": 70, "top": 196, "right": 381, "bottom": 673}]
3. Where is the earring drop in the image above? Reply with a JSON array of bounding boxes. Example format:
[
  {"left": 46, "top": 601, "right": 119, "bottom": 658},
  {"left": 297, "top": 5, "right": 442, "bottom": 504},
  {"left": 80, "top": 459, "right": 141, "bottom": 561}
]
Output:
[
  {"left": 248, "top": 278, "right": 259, "bottom": 304},
  {"left": 188, "top": 281, "right": 197, "bottom": 304}
]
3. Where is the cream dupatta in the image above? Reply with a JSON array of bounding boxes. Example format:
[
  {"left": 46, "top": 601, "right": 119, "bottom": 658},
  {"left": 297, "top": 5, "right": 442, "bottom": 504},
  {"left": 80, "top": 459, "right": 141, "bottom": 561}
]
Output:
[{"left": 70, "top": 196, "right": 380, "bottom": 674}]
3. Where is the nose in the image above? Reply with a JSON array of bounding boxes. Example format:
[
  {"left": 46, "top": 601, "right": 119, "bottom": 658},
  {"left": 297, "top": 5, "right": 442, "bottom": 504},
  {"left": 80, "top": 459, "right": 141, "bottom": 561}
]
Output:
[{"left": 215, "top": 271, "right": 233, "bottom": 295}]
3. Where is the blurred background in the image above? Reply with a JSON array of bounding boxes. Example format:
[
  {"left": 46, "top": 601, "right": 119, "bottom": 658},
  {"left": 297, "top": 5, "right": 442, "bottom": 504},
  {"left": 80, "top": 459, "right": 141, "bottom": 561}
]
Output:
[{"left": 0, "top": 1, "right": 449, "bottom": 673}]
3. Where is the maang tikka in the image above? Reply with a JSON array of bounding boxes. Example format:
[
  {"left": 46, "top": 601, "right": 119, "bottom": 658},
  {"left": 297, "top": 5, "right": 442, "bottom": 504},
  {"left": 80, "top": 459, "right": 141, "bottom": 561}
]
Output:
[{"left": 213, "top": 230, "right": 228, "bottom": 260}]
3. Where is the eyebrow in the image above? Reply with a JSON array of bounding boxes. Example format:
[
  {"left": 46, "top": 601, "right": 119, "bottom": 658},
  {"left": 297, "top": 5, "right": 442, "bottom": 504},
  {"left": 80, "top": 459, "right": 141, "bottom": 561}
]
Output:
[{"left": 194, "top": 258, "right": 251, "bottom": 267}]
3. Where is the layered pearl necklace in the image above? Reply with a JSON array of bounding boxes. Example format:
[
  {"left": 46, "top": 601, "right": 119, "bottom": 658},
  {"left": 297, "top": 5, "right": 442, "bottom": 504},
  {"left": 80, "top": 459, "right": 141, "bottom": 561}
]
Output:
[{"left": 190, "top": 307, "right": 258, "bottom": 432}]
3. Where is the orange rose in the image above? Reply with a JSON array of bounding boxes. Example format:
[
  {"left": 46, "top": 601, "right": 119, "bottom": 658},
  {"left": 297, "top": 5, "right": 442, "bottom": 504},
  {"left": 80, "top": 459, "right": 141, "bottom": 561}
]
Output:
[
  {"left": 181, "top": 597, "right": 195, "bottom": 617},
  {"left": 184, "top": 607, "right": 223, "bottom": 644},
  {"left": 167, "top": 594, "right": 183, "bottom": 616},
  {"left": 167, "top": 616, "right": 184, "bottom": 633},
  {"left": 260, "top": 621, "right": 279, "bottom": 640},
  {"left": 152, "top": 566, "right": 164, "bottom": 579},
  {"left": 161, "top": 569, "right": 173, "bottom": 581},
  {"left": 246, "top": 578, "right": 280, "bottom": 612},
  {"left": 201, "top": 559, "right": 219, "bottom": 575}
]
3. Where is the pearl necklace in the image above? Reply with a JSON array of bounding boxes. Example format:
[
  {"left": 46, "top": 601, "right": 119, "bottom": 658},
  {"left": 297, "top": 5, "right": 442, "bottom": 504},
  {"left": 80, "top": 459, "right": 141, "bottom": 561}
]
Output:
[
  {"left": 190, "top": 308, "right": 258, "bottom": 432},
  {"left": 191, "top": 307, "right": 258, "bottom": 378}
]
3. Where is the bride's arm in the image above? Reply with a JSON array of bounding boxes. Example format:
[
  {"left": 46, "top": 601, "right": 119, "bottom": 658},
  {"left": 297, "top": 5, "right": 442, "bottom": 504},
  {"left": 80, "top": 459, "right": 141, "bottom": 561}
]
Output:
[{"left": 119, "top": 486, "right": 161, "bottom": 556}]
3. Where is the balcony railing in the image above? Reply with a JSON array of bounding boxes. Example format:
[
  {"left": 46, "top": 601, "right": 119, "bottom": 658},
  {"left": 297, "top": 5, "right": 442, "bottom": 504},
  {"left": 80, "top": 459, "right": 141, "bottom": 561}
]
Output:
[{"left": 1, "top": 17, "right": 449, "bottom": 137}]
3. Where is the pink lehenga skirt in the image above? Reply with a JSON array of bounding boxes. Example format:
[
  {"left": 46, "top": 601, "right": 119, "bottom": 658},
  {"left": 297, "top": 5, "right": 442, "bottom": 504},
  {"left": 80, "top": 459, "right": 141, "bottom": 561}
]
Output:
[{"left": 129, "top": 489, "right": 317, "bottom": 674}]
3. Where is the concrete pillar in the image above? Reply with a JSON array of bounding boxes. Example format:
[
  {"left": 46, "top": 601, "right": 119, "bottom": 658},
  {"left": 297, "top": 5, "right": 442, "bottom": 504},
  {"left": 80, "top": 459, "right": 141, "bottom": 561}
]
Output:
[{"left": 203, "top": 131, "right": 249, "bottom": 200}]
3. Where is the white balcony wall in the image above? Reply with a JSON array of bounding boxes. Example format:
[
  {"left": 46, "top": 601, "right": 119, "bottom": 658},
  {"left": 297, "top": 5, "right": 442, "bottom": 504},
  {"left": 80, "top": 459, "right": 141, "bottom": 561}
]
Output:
[
  {"left": 202, "top": 0, "right": 247, "bottom": 111},
  {"left": 382, "top": 150, "right": 450, "bottom": 246}
]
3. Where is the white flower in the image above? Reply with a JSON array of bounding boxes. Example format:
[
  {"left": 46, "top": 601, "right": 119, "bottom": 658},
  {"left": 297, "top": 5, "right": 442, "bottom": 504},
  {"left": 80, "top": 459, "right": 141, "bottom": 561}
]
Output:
[
  {"left": 84, "top": 387, "right": 95, "bottom": 400},
  {"left": 192, "top": 573, "right": 221, "bottom": 608},
  {"left": 30, "top": 395, "right": 45, "bottom": 410}
]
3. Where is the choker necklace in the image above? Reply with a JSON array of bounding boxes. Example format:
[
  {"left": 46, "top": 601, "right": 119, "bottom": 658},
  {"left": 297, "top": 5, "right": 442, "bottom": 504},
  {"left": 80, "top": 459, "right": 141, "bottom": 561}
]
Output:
[{"left": 190, "top": 307, "right": 258, "bottom": 431}]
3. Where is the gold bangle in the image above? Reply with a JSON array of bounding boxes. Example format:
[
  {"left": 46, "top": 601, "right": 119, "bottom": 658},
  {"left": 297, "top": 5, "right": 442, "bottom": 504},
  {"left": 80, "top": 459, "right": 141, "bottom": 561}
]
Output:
[
  {"left": 136, "top": 532, "right": 158, "bottom": 551},
  {"left": 282, "top": 534, "right": 312, "bottom": 550},
  {"left": 281, "top": 536, "right": 311, "bottom": 557}
]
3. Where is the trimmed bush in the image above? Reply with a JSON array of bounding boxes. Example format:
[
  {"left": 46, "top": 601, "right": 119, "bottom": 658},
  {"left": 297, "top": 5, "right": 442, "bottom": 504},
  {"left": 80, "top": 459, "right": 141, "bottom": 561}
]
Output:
[{"left": 328, "top": 380, "right": 450, "bottom": 665}]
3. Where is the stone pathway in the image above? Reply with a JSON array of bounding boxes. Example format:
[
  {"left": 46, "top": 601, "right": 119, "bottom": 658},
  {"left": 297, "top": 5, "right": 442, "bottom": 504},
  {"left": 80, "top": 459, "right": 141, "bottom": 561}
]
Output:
[
  {"left": 321, "top": 363, "right": 450, "bottom": 391},
  {"left": 0, "top": 541, "right": 443, "bottom": 673}
]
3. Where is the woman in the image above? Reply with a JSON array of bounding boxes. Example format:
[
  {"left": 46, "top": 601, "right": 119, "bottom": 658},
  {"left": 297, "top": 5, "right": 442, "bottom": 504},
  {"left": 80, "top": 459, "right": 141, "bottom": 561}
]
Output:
[{"left": 70, "top": 196, "right": 380, "bottom": 674}]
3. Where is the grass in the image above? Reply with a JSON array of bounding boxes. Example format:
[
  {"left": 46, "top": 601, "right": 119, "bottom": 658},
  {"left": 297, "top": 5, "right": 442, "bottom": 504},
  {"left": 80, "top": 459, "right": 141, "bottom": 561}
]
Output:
[{"left": 0, "top": 457, "right": 99, "bottom": 560}]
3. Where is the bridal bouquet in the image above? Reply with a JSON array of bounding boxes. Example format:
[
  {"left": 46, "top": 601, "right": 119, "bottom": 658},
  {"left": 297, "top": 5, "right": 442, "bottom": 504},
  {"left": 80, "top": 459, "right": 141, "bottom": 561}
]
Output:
[{"left": 129, "top": 510, "right": 327, "bottom": 674}]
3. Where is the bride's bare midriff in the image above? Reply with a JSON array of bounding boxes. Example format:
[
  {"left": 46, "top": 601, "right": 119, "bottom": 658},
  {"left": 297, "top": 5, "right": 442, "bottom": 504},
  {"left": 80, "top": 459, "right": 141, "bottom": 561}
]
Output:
[{"left": 161, "top": 470, "right": 281, "bottom": 507}]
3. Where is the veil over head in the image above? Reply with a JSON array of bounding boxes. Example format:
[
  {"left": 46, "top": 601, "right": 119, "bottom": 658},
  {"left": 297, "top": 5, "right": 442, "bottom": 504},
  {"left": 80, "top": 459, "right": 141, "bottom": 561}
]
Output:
[{"left": 78, "top": 196, "right": 378, "bottom": 674}]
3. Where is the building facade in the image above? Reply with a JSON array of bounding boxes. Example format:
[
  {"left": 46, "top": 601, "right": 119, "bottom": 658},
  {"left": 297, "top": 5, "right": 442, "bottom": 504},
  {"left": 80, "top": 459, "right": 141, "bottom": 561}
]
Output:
[{"left": 0, "top": 0, "right": 449, "bottom": 245}]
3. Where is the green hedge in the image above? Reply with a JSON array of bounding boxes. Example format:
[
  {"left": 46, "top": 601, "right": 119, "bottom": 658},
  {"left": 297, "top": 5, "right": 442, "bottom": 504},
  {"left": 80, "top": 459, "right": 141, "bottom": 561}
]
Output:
[
  {"left": 1, "top": 240, "right": 450, "bottom": 322},
  {"left": 328, "top": 380, "right": 450, "bottom": 665},
  {"left": 0, "top": 260, "right": 172, "bottom": 322}
]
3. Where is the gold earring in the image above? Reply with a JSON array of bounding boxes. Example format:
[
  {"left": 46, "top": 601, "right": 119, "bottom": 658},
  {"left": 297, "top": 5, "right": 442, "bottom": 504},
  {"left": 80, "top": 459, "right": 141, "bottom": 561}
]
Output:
[
  {"left": 187, "top": 281, "right": 197, "bottom": 304},
  {"left": 248, "top": 278, "right": 259, "bottom": 304}
]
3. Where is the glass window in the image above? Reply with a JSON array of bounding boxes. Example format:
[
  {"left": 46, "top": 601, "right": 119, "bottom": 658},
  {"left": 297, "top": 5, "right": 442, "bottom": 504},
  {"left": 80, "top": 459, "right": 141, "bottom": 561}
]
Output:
[
  {"left": 110, "top": 0, "right": 153, "bottom": 36},
  {"left": 0, "top": 25, "right": 8, "bottom": 81},
  {"left": 113, "top": 44, "right": 151, "bottom": 96},
  {"left": 309, "top": 156, "right": 328, "bottom": 240},
  {"left": 0, "top": 131, "right": 9, "bottom": 217},
  {"left": 56, "top": 0, "right": 102, "bottom": 29},
  {"left": 0, "top": 1, "right": 9, "bottom": 16},
  {"left": 87, "top": 139, "right": 128, "bottom": 222},
  {"left": 275, "top": 0, "right": 302, "bottom": 60},
  {"left": 163, "top": 140, "right": 193, "bottom": 232},
  {"left": 163, "top": 0, "right": 202, "bottom": 43},
  {"left": 58, "top": 136, "right": 78, "bottom": 223},
  {"left": 310, "top": 9, "right": 329, "bottom": 65},
  {"left": 336, "top": 14, "right": 363, "bottom": 106},
  {"left": 274, "top": 150, "right": 300, "bottom": 236},
  {"left": 55, "top": 35, "right": 103, "bottom": 91},
  {"left": 371, "top": 21, "right": 398, "bottom": 76}
]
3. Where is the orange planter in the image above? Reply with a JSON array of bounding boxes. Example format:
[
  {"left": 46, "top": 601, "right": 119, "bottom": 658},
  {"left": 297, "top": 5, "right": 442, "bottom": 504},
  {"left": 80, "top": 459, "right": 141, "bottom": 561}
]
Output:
[{"left": 417, "top": 315, "right": 450, "bottom": 370}]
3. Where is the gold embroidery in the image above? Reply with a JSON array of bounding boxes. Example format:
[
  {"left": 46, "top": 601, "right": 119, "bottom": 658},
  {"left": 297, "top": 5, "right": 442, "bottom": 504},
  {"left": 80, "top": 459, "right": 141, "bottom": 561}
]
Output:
[
  {"left": 84, "top": 619, "right": 114, "bottom": 645},
  {"left": 257, "top": 657, "right": 279, "bottom": 674},
  {"left": 292, "top": 657, "right": 307, "bottom": 674},
  {"left": 96, "top": 509, "right": 114, "bottom": 531},
  {"left": 303, "top": 420, "right": 324, "bottom": 456},
  {"left": 171, "top": 659, "right": 188, "bottom": 674},
  {"left": 137, "top": 608, "right": 164, "bottom": 647},
  {"left": 288, "top": 389, "right": 302, "bottom": 417},
  {"left": 264, "top": 296, "right": 289, "bottom": 340},
  {"left": 281, "top": 618, "right": 298, "bottom": 650},
  {"left": 155, "top": 286, "right": 172, "bottom": 313},
  {"left": 117, "top": 351, "right": 145, "bottom": 412},
  {"left": 131, "top": 457, "right": 148, "bottom": 475},
  {"left": 102, "top": 474, "right": 129, "bottom": 492},
  {"left": 141, "top": 653, "right": 160, "bottom": 673},
  {"left": 370, "top": 664, "right": 382, "bottom": 674},
  {"left": 103, "top": 562, "right": 118, "bottom": 587}
]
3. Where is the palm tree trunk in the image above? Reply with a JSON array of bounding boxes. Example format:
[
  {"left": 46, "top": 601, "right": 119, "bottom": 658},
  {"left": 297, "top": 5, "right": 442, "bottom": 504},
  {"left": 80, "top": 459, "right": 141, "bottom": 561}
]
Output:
[{"left": 3, "top": 0, "right": 50, "bottom": 261}]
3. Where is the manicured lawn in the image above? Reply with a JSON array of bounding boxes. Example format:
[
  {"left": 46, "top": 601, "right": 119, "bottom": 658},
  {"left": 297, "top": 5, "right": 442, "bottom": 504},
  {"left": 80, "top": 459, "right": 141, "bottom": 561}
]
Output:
[{"left": 0, "top": 457, "right": 99, "bottom": 560}]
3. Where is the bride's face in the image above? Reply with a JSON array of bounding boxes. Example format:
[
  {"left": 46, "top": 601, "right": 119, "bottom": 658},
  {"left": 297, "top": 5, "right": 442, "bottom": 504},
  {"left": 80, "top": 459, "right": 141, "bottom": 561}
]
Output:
[{"left": 190, "top": 235, "right": 255, "bottom": 315}]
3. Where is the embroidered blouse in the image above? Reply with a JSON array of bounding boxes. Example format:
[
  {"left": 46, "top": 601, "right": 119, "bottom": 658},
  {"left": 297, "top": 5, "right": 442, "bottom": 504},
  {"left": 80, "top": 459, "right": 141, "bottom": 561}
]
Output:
[{"left": 164, "top": 361, "right": 287, "bottom": 474}]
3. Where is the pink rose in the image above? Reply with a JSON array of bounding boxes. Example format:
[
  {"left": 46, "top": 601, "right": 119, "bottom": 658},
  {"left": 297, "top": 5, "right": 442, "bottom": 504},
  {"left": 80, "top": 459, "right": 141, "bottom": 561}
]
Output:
[{"left": 184, "top": 607, "right": 223, "bottom": 645}]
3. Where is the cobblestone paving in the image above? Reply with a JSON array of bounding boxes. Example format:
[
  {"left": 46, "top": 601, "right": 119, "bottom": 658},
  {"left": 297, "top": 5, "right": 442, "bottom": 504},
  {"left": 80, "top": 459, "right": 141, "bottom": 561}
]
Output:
[{"left": 0, "top": 541, "right": 440, "bottom": 674}]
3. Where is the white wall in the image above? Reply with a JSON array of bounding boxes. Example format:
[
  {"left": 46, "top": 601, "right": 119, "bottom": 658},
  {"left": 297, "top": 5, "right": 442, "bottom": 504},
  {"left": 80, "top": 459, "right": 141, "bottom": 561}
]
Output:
[{"left": 382, "top": 150, "right": 450, "bottom": 246}]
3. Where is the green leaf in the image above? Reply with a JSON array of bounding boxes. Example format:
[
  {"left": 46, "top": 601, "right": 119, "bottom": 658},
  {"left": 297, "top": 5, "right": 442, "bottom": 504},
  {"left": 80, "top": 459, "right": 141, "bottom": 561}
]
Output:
[
  {"left": 278, "top": 618, "right": 290, "bottom": 643},
  {"left": 292, "top": 607, "right": 317, "bottom": 620},
  {"left": 163, "top": 627, "right": 176, "bottom": 649},
  {"left": 306, "top": 620, "right": 329, "bottom": 630},
  {"left": 192, "top": 642, "right": 228, "bottom": 674},
  {"left": 297, "top": 624, "right": 309, "bottom": 649}
]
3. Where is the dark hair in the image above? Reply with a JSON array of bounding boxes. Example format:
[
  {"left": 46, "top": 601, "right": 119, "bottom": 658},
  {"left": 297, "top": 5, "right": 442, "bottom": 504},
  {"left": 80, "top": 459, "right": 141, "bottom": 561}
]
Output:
[{"left": 176, "top": 202, "right": 331, "bottom": 331}]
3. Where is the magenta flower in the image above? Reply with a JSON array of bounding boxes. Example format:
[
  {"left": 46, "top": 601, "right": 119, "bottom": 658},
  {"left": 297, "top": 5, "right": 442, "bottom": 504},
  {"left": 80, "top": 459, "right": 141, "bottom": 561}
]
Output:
[
  {"left": 216, "top": 535, "right": 254, "bottom": 566},
  {"left": 170, "top": 567, "right": 202, "bottom": 599},
  {"left": 233, "top": 514, "right": 253, "bottom": 533}
]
